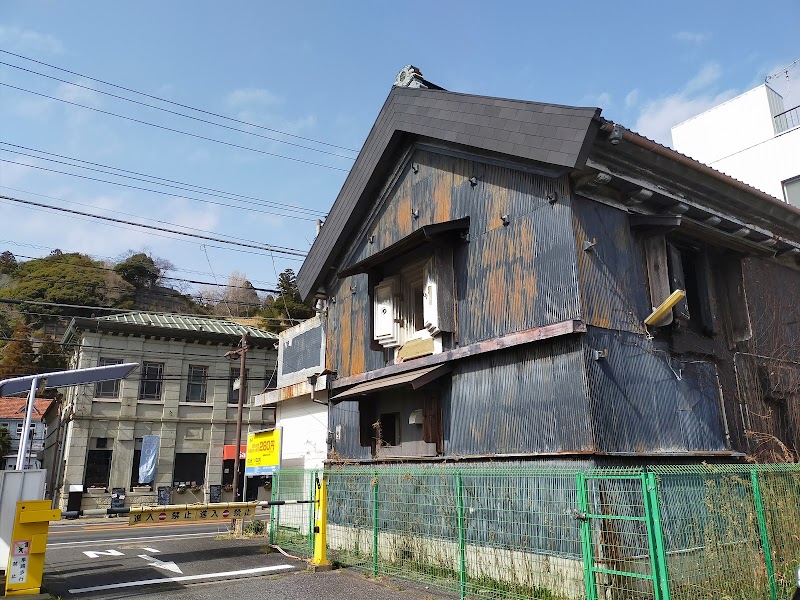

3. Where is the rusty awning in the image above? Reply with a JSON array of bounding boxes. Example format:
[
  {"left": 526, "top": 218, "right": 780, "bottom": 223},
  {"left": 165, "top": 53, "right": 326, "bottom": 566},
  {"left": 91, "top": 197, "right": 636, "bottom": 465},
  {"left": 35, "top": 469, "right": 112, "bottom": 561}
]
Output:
[{"left": 332, "top": 364, "right": 451, "bottom": 400}]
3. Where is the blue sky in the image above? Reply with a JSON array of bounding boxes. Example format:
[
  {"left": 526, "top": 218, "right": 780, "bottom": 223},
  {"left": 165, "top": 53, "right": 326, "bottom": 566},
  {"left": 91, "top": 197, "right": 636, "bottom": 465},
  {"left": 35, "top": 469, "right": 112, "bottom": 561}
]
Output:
[{"left": 0, "top": 1, "right": 798, "bottom": 301}]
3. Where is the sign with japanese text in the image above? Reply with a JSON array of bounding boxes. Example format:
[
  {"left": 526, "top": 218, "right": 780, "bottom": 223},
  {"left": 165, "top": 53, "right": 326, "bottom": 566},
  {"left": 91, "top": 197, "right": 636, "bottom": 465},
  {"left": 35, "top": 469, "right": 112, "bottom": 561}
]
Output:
[
  {"left": 128, "top": 501, "right": 259, "bottom": 526},
  {"left": 245, "top": 428, "right": 281, "bottom": 476}
]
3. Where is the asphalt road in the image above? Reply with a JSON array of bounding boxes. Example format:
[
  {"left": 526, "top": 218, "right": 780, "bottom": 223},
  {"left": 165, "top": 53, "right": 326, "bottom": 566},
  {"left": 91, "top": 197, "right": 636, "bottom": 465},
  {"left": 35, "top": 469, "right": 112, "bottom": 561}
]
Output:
[{"left": 43, "top": 519, "right": 449, "bottom": 599}]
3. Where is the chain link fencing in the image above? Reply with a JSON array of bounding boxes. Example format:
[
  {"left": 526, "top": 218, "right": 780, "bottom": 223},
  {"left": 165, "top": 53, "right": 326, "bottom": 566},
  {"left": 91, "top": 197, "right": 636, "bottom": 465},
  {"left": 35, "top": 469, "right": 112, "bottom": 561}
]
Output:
[{"left": 267, "top": 464, "right": 800, "bottom": 600}]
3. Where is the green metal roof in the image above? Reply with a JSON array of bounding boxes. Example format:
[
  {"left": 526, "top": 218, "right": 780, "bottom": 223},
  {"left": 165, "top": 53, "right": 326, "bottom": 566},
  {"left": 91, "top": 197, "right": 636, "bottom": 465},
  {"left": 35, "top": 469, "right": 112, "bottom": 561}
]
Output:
[{"left": 93, "top": 312, "right": 278, "bottom": 340}]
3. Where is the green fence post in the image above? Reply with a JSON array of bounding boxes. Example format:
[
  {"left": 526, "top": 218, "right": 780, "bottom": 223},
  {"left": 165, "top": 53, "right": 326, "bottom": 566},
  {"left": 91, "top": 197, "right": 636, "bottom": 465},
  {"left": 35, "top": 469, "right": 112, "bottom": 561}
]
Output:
[
  {"left": 576, "top": 473, "right": 598, "bottom": 600},
  {"left": 372, "top": 471, "right": 379, "bottom": 578},
  {"left": 269, "top": 470, "right": 279, "bottom": 545},
  {"left": 645, "top": 472, "right": 671, "bottom": 600},
  {"left": 751, "top": 469, "right": 777, "bottom": 600},
  {"left": 456, "top": 470, "right": 467, "bottom": 600},
  {"left": 309, "top": 470, "right": 317, "bottom": 555}
]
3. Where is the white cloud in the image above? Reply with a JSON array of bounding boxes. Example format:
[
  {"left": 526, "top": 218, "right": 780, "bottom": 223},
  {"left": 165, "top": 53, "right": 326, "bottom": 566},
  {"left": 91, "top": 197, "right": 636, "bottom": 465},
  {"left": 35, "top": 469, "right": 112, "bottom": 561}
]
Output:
[
  {"left": 633, "top": 62, "right": 736, "bottom": 146},
  {"left": 624, "top": 89, "right": 640, "bottom": 110},
  {"left": 0, "top": 25, "right": 64, "bottom": 54},
  {"left": 225, "top": 88, "right": 283, "bottom": 108},
  {"left": 684, "top": 63, "right": 722, "bottom": 95},
  {"left": 673, "top": 31, "right": 709, "bottom": 44}
]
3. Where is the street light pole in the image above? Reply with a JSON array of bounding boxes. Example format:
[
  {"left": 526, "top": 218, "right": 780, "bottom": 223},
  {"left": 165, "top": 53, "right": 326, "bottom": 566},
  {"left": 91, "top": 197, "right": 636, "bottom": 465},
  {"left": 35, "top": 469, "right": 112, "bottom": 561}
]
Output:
[{"left": 230, "top": 332, "right": 250, "bottom": 502}]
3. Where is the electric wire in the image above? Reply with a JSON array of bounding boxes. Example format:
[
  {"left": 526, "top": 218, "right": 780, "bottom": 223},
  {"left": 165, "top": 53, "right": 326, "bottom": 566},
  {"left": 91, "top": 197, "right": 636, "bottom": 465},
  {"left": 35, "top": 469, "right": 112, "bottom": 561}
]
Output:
[
  {"left": 0, "top": 164, "right": 312, "bottom": 250},
  {"left": 0, "top": 141, "right": 327, "bottom": 217},
  {"left": 9, "top": 253, "right": 279, "bottom": 293},
  {"left": 0, "top": 48, "right": 360, "bottom": 153},
  {"left": 0, "top": 82, "right": 350, "bottom": 172},
  {"left": 0, "top": 155, "right": 320, "bottom": 222},
  {"left": 0, "top": 193, "right": 308, "bottom": 257},
  {"left": 0, "top": 60, "right": 357, "bottom": 161}
]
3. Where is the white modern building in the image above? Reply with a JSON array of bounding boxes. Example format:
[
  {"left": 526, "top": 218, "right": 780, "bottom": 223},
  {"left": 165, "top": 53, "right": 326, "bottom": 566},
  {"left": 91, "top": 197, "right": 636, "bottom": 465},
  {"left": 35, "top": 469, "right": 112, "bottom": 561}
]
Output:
[
  {"left": 253, "top": 314, "right": 328, "bottom": 471},
  {"left": 48, "top": 312, "right": 278, "bottom": 512},
  {"left": 672, "top": 83, "right": 800, "bottom": 206}
]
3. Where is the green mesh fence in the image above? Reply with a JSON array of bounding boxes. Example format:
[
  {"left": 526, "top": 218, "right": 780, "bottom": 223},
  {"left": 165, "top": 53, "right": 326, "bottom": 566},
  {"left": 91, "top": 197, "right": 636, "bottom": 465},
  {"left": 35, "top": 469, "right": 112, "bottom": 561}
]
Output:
[
  {"left": 273, "top": 464, "right": 800, "bottom": 600},
  {"left": 268, "top": 468, "right": 318, "bottom": 558}
]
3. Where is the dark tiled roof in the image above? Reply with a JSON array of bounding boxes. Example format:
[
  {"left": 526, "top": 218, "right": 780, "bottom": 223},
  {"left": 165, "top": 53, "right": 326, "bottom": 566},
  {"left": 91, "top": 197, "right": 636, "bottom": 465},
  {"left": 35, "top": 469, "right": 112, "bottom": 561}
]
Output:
[{"left": 297, "top": 86, "right": 600, "bottom": 300}]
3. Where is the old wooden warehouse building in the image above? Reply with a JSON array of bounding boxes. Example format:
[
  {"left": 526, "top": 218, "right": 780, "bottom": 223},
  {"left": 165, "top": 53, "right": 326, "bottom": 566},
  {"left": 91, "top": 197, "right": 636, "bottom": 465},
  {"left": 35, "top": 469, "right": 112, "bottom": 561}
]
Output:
[{"left": 287, "top": 66, "right": 800, "bottom": 466}]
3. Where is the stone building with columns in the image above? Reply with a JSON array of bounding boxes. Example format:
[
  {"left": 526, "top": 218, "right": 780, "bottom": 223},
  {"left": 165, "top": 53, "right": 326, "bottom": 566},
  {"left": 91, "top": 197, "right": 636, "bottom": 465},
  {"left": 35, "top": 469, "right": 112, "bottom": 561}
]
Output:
[{"left": 48, "top": 312, "right": 278, "bottom": 512}]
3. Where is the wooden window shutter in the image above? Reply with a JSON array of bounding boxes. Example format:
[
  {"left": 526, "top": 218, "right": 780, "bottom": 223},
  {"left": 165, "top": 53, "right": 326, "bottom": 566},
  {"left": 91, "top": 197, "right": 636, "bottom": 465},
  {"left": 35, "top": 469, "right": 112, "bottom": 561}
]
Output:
[
  {"left": 422, "top": 393, "right": 442, "bottom": 450},
  {"left": 643, "top": 235, "right": 672, "bottom": 325},
  {"left": 374, "top": 276, "right": 401, "bottom": 348},
  {"left": 423, "top": 247, "right": 455, "bottom": 335}
]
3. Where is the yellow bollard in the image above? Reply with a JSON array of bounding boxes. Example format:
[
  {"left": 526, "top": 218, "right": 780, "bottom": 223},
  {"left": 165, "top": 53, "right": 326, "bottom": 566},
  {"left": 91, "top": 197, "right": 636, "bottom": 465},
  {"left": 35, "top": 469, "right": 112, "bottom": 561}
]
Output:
[
  {"left": 311, "top": 475, "right": 330, "bottom": 570},
  {"left": 5, "top": 500, "right": 61, "bottom": 596}
]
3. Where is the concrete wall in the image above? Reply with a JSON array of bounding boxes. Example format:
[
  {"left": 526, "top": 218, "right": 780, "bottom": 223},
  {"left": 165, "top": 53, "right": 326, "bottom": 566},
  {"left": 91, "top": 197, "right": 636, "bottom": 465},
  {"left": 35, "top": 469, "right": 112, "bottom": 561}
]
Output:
[
  {"left": 55, "top": 331, "right": 277, "bottom": 511},
  {"left": 274, "top": 396, "right": 327, "bottom": 470}
]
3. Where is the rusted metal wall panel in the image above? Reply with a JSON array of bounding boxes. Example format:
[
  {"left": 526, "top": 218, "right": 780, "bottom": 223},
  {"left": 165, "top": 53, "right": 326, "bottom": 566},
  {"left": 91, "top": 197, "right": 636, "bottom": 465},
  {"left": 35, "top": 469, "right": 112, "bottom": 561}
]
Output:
[
  {"left": 572, "top": 195, "right": 651, "bottom": 332},
  {"left": 329, "top": 399, "right": 372, "bottom": 460},
  {"left": 585, "top": 327, "right": 727, "bottom": 453},
  {"left": 325, "top": 273, "right": 382, "bottom": 378},
  {"left": 327, "top": 147, "right": 580, "bottom": 378},
  {"left": 444, "top": 336, "right": 593, "bottom": 455}
]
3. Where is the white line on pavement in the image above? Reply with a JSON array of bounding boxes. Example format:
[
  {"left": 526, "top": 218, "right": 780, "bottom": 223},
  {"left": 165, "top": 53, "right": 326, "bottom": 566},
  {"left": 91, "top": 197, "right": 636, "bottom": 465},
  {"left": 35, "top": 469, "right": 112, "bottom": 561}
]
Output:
[
  {"left": 47, "top": 531, "right": 223, "bottom": 547},
  {"left": 67, "top": 564, "right": 295, "bottom": 594},
  {"left": 140, "top": 547, "right": 160, "bottom": 553}
]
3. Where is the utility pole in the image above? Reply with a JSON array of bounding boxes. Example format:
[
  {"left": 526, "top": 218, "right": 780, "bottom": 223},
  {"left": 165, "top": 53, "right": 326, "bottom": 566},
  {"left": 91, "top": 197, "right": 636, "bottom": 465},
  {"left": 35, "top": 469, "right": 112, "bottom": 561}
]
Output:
[{"left": 227, "top": 331, "right": 250, "bottom": 502}]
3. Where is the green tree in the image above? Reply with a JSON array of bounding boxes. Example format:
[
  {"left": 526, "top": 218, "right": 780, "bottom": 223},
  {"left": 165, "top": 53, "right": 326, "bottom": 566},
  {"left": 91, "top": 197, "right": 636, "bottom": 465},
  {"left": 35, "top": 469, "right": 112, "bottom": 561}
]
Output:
[
  {"left": 259, "top": 269, "right": 315, "bottom": 332},
  {"left": 5, "top": 253, "right": 135, "bottom": 327},
  {"left": 114, "top": 252, "right": 162, "bottom": 289},
  {"left": 0, "top": 251, "right": 17, "bottom": 275},
  {"left": 0, "top": 324, "right": 37, "bottom": 378},
  {"left": 0, "top": 427, "right": 11, "bottom": 458}
]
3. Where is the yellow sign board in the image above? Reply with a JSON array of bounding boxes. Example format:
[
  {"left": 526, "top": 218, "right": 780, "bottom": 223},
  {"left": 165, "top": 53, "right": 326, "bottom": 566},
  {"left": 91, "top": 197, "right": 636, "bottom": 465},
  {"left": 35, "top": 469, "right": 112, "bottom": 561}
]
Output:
[
  {"left": 245, "top": 428, "right": 281, "bottom": 476},
  {"left": 129, "top": 501, "right": 259, "bottom": 526},
  {"left": 5, "top": 500, "right": 60, "bottom": 596}
]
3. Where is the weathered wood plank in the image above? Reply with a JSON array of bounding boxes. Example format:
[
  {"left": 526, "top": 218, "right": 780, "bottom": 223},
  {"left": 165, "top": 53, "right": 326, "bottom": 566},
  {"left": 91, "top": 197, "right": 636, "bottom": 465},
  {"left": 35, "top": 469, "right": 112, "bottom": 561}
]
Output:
[{"left": 331, "top": 319, "right": 586, "bottom": 390}]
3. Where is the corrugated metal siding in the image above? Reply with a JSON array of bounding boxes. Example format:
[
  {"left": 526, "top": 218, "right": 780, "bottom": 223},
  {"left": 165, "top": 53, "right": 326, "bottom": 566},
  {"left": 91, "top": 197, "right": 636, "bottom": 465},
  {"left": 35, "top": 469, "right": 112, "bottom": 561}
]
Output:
[
  {"left": 298, "top": 85, "right": 600, "bottom": 299},
  {"left": 585, "top": 327, "right": 727, "bottom": 453},
  {"left": 457, "top": 172, "right": 579, "bottom": 344},
  {"left": 329, "top": 400, "right": 372, "bottom": 460},
  {"left": 444, "top": 337, "right": 592, "bottom": 455},
  {"left": 572, "top": 195, "right": 650, "bottom": 333},
  {"left": 327, "top": 149, "right": 581, "bottom": 378}
]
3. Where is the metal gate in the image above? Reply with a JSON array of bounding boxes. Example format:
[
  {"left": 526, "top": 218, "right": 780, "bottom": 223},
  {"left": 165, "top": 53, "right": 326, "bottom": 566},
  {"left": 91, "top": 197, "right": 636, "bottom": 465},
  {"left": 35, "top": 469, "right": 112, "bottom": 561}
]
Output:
[{"left": 577, "top": 472, "right": 670, "bottom": 600}]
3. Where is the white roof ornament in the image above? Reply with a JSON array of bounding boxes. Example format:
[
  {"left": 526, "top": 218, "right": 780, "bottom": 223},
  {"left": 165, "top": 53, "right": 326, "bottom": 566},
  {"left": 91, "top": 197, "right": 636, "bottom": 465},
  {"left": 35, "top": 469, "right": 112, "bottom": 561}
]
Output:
[{"left": 394, "top": 65, "right": 428, "bottom": 89}]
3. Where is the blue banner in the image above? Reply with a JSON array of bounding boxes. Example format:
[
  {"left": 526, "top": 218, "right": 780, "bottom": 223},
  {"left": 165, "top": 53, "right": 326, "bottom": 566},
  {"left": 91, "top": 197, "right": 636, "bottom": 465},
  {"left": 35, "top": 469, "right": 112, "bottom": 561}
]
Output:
[{"left": 138, "top": 435, "right": 159, "bottom": 485}]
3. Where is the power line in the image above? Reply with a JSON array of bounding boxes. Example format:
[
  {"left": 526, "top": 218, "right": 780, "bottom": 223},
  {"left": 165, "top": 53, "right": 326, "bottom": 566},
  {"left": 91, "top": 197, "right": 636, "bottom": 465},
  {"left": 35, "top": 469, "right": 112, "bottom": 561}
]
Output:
[
  {"left": 10, "top": 253, "right": 279, "bottom": 293},
  {"left": 0, "top": 48, "right": 360, "bottom": 153},
  {"left": 0, "top": 193, "right": 308, "bottom": 257},
  {"left": 0, "top": 141, "right": 327, "bottom": 217},
  {"left": 0, "top": 60, "right": 357, "bottom": 161},
  {"left": 0, "top": 165, "right": 307, "bottom": 251},
  {"left": 0, "top": 155, "right": 320, "bottom": 222},
  {"left": 0, "top": 239, "right": 281, "bottom": 286},
  {"left": 0, "top": 298, "right": 304, "bottom": 323},
  {"left": 0, "top": 82, "right": 351, "bottom": 173}
]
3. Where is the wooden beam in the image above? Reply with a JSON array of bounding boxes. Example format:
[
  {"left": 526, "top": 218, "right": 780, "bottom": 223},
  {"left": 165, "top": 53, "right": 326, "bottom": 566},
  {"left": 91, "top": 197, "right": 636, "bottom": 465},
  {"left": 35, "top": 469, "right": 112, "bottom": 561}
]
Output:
[{"left": 331, "top": 319, "right": 586, "bottom": 390}]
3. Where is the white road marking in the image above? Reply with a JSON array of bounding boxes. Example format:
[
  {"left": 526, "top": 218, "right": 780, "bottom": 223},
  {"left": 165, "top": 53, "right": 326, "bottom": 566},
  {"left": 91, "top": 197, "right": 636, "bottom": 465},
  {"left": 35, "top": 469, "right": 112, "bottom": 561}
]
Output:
[
  {"left": 68, "top": 564, "right": 295, "bottom": 594},
  {"left": 82, "top": 549, "right": 124, "bottom": 558},
  {"left": 138, "top": 554, "right": 182, "bottom": 574},
  {"left": 48, "top": 531, "right": 222, "bottom": 547},
  {"left": 140, "top": 547, "right": 160, "bottom": 553}
]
